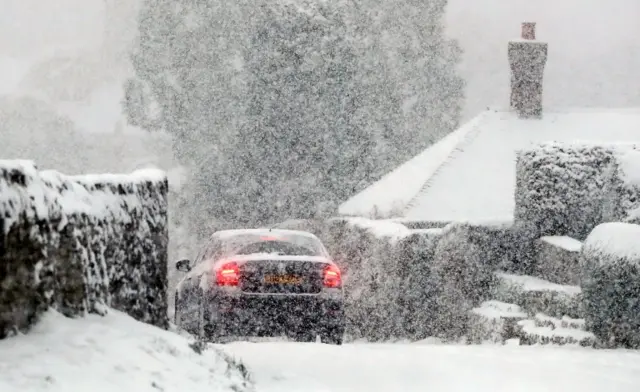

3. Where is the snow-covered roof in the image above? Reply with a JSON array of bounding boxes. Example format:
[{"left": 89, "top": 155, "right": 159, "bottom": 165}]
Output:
[{"left": 339, "top": 108, "right": 640, "bottom": 222}]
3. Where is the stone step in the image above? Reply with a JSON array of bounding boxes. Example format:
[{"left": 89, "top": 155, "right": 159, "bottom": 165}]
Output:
[
  {"left": 467, "top": 300, "right": 528, "bottom": 344},
  {"left": 493, "top": 272, "right": 583, "bottom": 319},
  {"left": 532, "top": 313, "right": 587, "bottom": 331},
  {"left": 517, "top": 319, "right": 595, "bottom": 347}
]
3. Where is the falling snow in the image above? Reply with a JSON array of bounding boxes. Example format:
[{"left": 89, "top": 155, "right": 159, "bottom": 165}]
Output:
[{"left": 1, "top": 0, "right": 640, "bottom": 391}]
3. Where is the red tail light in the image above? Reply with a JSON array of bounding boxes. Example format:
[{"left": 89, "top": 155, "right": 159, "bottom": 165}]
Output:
[
  {"left": 216, "top": 262, "right": 240, "bottom": 286},
  {"left": 323, "top": 264, "right": 342, "bottom": 288}
]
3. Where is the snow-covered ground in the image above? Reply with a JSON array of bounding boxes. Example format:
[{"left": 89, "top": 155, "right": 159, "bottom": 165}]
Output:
[
  {"left": 0, "top": 310, "right": 253, "bottom": 392},
  {"left": 5, "top": 306, "right": 640, "bottom": 392},
  {"left": 223, "top": 341, "right": 640, "bottom": 392}
]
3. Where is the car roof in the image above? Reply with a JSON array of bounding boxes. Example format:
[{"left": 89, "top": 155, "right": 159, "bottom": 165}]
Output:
[{"left": 211, "top": 228, "right": 320, "bottom": 241}]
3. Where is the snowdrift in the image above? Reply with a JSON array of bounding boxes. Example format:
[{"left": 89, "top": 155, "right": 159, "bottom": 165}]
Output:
[
  {"left": 0, "top": 309, "right": 253, "bottom": 392},
  {"left": 0, "top": 160, "right": 169, "bottom": 338}
]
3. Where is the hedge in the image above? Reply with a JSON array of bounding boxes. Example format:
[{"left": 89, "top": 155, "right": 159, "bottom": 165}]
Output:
[
  {"left": 580, "top": 222, "right": 640, "bottom": 348},
  {"left": 0, "top": 160, "right": 168, "bottom": 338},
  {"left": 428, "top": 221, "right": 512, "bottom": 340},
  {"left": 515, "top": 143, "right": 639, "bottom": 240}
]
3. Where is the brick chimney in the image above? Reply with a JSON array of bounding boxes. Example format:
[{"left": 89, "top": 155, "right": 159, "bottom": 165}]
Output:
[{"left": 508, "top": 22, "right": 548, "bottom": 118}]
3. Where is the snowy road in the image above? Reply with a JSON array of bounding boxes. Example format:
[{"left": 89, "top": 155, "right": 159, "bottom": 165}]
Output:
[{"left": 223, "top": 341, "right": 640, "bottom": 392}]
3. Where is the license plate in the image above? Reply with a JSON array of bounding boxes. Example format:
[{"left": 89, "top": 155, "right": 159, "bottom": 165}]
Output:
[{"left": 264, "top": 274, "right": 303, "bottom": 285}]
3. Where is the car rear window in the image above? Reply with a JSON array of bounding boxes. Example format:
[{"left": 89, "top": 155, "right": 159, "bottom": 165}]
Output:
[
  {"left": 235, "top": 240, "right": 318, "bottom": 256},
  {"left": 219, "top": 233, "right": 326, "bottom": 258}
]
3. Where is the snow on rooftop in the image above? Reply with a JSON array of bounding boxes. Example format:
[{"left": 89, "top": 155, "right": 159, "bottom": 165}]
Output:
[
  {"left": 340, "top": 108, "right": 640, "bottom": 222},
  {"left": 583, "top": 222, "right": 640, "bottom": 262},
  {"left": 0, "top": 309, "right": 253, "bottom": 392},
  {"left": 540, "top": 236, "right": 582, "bottom": 252},
  {"left": 338, "top": 113, "right": 486, "bottom": 218}
]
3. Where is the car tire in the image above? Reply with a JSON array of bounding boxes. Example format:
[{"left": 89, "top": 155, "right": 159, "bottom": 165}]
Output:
[
  {"left": 197, "top": 291, "right": 210, "bottom": 341},
  {"left": 197, "top": 294, "right": 229, "bottom": 344},
  {"left": 320, "top": 326, "right": 344, "bottom": 345},
  {"left": 203, "top": 322, "right": 224, "bottom": 344},
  {"left": 294, "top": 329, "right": 316, "bottom": 343},
  {"left": 174, "top": 291, "right": 181, "bottom": 326}
]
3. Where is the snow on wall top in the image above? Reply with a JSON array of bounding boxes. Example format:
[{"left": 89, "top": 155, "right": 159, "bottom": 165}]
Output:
[
  {"left": 74, "top": 167, "right": 167, "bottom": 186},
  {"left": 0, "top": 159, "right": 57, "bottom": 229},
  {"left": 339, "top": 108, "right": 640, "bottom": 222},
  {"left": 0, "top": 160, "right": 168, "bottom": 234},
  {"left": 583, "top": 222, "right": 640, "bottom": 262}
]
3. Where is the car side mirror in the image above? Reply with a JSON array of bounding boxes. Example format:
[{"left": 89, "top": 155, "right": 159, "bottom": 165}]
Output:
[{"left": 175, "top": 259, "right": 191, "bottom": 272}]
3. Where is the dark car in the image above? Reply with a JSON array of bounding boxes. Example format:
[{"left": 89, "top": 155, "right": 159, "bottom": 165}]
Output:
[{"left": 174, "top": 228, "right": 345, "bottom": 344}]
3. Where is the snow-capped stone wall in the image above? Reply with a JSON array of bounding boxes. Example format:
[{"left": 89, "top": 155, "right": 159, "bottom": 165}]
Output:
[
  {"left": 0, "top": 160, "right": 168, "bottom": 339},
  {"left": 515, "top": 143, "right": 639, "bottom": 240},
  {"left": 580, "top": 222, "right": 640, "bottom": 348}
]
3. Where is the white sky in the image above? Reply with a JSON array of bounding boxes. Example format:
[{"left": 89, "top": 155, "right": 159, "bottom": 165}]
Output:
[
  {"left": 446, "top": 0, "right": 640, "bottom": 119},
  {"left": 1, "top": 0, "right": 639, "bottom": 121}
]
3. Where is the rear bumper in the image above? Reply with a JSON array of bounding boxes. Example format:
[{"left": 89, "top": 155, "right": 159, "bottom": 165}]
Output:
[{"left": 204, "top": 291, "right": 344, "bottom": 335}]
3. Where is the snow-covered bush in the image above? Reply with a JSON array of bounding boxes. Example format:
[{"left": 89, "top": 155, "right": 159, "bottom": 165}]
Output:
[
  {"left": 316, "top": 217, "right": 415, "bottom": 341},
  {"left": 515, "top": 143, "right": 639, "bottom": 240},
  {"left": 428, "top": 222, "right": 511, "bottom": 340},
  {"left": 515, "top": 143, "right": 615, "bottom": 239},
  {"left": 394, "top": 229, "right": 443, "bottom": 339},
  {"left": 580, "top": 222, "right": 640, "bottom": 348},
  {"left": 311, "top": 218, "right": 371, "bottom": 339},
  {"left": 332, "top": 218, "right": 410, "bottom": 341},
  {"left": 0, "top": 160, "right": 168, "bottom": 338}
]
